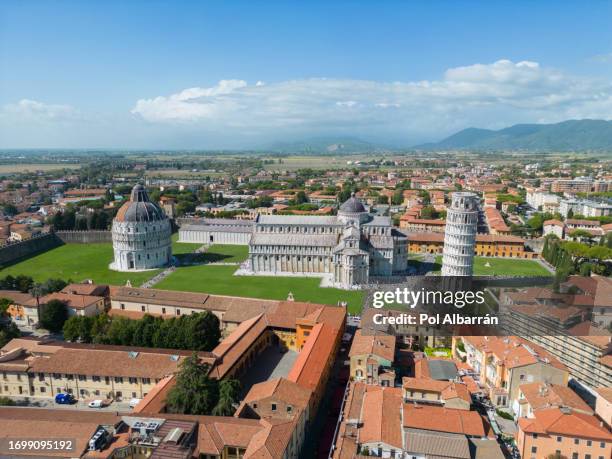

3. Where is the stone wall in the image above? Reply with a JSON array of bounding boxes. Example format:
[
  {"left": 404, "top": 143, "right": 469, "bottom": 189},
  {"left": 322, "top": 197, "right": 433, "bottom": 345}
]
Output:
[
  {"left": 0, "top": 233, "right": 62, "bottom": 267},
  {"left": 55, "top": 230, "right": 112, "bottom": 243}
]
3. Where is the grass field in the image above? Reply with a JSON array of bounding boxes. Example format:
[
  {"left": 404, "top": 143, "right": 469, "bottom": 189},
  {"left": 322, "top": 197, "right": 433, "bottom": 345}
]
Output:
[
  {"left": 171, "top": 233, "right": 201, "bottom": 255},
  {"left": 156, "top": 264, "right": 364, "bottom": 313},
  {"left": 432, "top": 256, "right": 551, "bottom": 276},
  {"left": 201, "top": 244, "right": 249, "bottom": 263},
  {"left": 0, "top": 163, "right": 81, "bottom": 173},
  {"left": 0, "top": 243, "right": 160, "bottom": 287}
]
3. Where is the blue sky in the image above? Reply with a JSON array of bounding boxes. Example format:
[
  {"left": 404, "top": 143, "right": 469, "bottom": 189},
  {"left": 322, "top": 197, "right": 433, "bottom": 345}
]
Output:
[{"left": 1, "top": 0, "right": 612, "bottom": 149}]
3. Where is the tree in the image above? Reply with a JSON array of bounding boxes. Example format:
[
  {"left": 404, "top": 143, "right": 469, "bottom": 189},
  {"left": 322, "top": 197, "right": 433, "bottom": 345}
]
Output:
[
  {"left": 212, "top": 378, "right": 240, "bottom": 416},
  {"left": 0, "top": 321, "right": 20, "bottom": 348},
  {"left": 40, "top": 299, "right": 68, "bottom": 333},
  {"left": 185, "top": 312, "right": 221, "bottom": 351},
  {"left": 166, "top": 353, "right": 219, "bottom": 415},
  {"left": 0, "top": 298, "right": 10, "bottom": 317},
  {"left": 420, "top": 206, "right": 437, "bottom": 219},
  {"left": 377, "top": 195, "right": 389, "bottom": 205},
  {"left": 62, "top": 316, "right": 81, "bottom": 342},
  {"left": 293, "top": 191, "right": 308, "bottom": 205},
  {"left": 391, "top": 189, "right": 403, "bottom": 206}
]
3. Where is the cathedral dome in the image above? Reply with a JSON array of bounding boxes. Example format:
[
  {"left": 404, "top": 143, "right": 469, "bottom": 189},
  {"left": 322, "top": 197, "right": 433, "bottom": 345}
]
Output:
[
  {"left": 115, "top": 184, "right": 166, "bottom": 223},
  {"left": 339, "top": 193, "right": 366, "bottom": 213}
]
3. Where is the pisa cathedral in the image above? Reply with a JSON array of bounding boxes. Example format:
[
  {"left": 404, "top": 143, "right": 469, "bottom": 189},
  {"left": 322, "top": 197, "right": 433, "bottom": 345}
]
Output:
[{"left": 179, "top": 194, "right": 408, "bottom": 289}]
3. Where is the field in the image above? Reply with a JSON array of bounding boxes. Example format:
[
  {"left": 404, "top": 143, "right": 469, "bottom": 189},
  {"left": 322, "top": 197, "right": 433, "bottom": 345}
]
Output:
[
  {"left": 156, "top": 264, "right": 365, "bottom": 313},
  {"left": 0, "top": 243, "right": 160, "bottom": 287},
  {"left": 433, "top": 256, "right": 551, "bottom": 276},
  {"left": 0, "top": 240, "right": 363, "bottom": 312},
  {"left": 0, "top": 163, "right": 81, "bottom": 173},
  {"left": 171, "top": 233, "right": 201, "bottom": 255},
  {"left": 201, "top": 244, "right": 249, "bottom": 263}
]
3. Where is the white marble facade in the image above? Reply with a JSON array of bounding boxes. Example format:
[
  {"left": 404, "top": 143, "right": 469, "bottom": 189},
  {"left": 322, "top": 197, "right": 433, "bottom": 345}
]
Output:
[{"left": 111, "top": 185, "right": 172, "bottom": 271}]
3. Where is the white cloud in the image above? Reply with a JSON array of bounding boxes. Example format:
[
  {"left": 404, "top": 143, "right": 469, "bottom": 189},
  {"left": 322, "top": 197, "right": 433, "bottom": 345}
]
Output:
[
  {"left": 2, "top": 99, "right": 80, "bottom": 121},
  {"left": 130, "top": 60, "right": 612, "bottom": 143}
]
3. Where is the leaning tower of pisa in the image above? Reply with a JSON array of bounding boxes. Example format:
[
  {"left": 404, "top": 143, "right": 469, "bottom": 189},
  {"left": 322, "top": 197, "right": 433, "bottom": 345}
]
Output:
[{"left": 441, "top": 192, "right": 479, "bottom": 276}]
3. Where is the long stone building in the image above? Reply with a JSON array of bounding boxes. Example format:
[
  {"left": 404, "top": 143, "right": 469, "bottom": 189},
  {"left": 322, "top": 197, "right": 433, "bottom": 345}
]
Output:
[{"left": 178, "top": 194, "right": 408, "bottom": 289}]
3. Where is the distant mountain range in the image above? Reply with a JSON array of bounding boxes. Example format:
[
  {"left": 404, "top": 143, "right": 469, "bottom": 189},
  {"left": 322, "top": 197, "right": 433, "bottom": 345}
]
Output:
[{"left": 415, "top": 119, "right": 612, "bottom": 152}]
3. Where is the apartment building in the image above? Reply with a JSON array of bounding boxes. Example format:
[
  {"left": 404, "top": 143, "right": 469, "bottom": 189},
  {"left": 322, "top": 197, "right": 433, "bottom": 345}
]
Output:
[
  {"left": 0, "top": 407, "right": 303, "bottom": 459},
  {"left": 557, "top": 196, "right": 612, "bottom": 218},
  {"left": 399, "top": 215, "right": 447, "bottom": 233},
  {"left": 402, "top": 377, "right": 471, "bottom": 410},
  {"left": 0, "top": 338, "right": 200, "bottom": 400},
  {"left": 456, "top": 336, "right": 568, "bottom": 407},
  {"left": 348, "top": 329, "right": 395, "bottom": 385},
  {"left": 514, "top": 382, "right": 594, "bottom": 419},
  {"left": 500, "top": 283, "right": 612, "bottom": 389},
  {"left": 332, "top": 383, "right": 504, "bottom": 459},
  {"left": 516, "top": 407, "right": 612, "bottom": 459},
  {"left": 407, "top": 232, "right": 536, "bottom": 258},
  {"left": 551, "top": 178, "right": 594, "bottom": 194}
]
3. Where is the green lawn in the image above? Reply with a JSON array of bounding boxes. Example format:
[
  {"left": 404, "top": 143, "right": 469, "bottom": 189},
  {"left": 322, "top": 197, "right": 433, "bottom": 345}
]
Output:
[
  {"left": 171, "top": 233, "right": 202, "bottom": 255},
  {"left": 432, "top": 256, "right": 551, "bottom": 276},
  {"left": 156, "top": 264, "right": 364, "bottom": 313},
  {"left": 0, "top": 243, "right": 160, "bottom": 287},
  {"left": 201, "top": 244, "right": 249, "bottom": 263}
]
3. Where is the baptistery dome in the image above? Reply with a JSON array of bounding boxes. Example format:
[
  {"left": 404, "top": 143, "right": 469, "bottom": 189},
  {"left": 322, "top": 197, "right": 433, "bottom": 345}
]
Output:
[{"left": 110, "top": 184, "right": 172, "bottom": 271}]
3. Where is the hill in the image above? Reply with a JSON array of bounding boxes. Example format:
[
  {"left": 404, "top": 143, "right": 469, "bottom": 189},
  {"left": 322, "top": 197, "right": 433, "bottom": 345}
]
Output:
[{"left": 416, "top": 119, "right": 612, "bottom": 151}]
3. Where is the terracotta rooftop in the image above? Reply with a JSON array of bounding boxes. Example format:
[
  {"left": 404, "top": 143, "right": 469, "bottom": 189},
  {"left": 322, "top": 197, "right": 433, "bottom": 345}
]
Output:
[
  {"left": 402, "top": 404, "right": 487, "bottom": 437},
  {"left": 349, "top": 329, "right": 395, "bottom": 362},
  {"left": 519, "top": 382, "right": 593, "bottom": 414},
  {"left": 287, "top": 323, "right": 337, "bottom": 392},
  {"left": 518, "top": 407, "right": 612, "bottom": 441},
  {"left": 359, "top": 386, "right": 403, "bottom": 449}
]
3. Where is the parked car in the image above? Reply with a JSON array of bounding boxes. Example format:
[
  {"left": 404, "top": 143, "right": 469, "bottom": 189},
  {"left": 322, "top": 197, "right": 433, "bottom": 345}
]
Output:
[
  {"left": 128, "top": 398, "right": 141, "bottom": 409},
  {"left": 88, "top": 399, "right": 104, "bottom": 409},
  {"left": 54, "top": 393, "right": 75, "bottom": 404}
]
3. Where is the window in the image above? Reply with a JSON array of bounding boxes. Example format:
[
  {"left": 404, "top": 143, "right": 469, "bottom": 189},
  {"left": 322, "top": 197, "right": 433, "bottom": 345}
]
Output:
[
  {"left": 271, "top": 403, "right": 277, "bottom": 411},
  {"left": 162, "top": 308, "right": 166, "bottom": 314},
  {"left": 120, "top": 303, "right": 125, "bottom": 310},
  {"left": 176, "top": 309, "right": 181, "bottom": 315},
  {"left": 585, "top": 455, "right": 591, "bottom": 459},
  {"left": 78, "top": 375, "right": 86, "bottom": 382},
  {"left": 601, "top": 442, "right": 606, "bottom": 448},
  {"left": 92, "top": 376, "right": 101, "bottom": 382},
  {"left": 116, "top": 391, "right": 122, "bottom": 397},
  {"left": 53, "top": 373, "right": 61, "bottom": 380},
  {"left": 533, "top": 433, "right": 538, "bottom": 439},
  {"left": 40, "top": 387, "right": 46, "bottom": 393},
  {"left": 115, "top": 377, "right": 123, "bottom": 383},
  {"left": 575, "top": 439, "right": 580, "bottom": 445},
  {"left": 142, "top": 378, "right": 150, "bottom": 385},
  {"left": 38, "top": 373, "right": 44, "bottom": 382},
  {"left": 572, "top": 454, "right": 578, "bottom": 459},
  {"left": 531, "top": 446, "right": 537, "bottom": 453},
  {"left": 287, "top": 405, "right": 293, "bottom": 413},
  {"left": 557, "top": 436, "right": 562, "bottom": 442},
  {"left": 141, "top": 305, "right": 146, "bottom": 312},
  {"left": 129, "top": 377, "right": 137, "bottom": 384},
  {"left": 587, "top": 440, "right": 592, "bottom": 447},
  {"left": 253, "top": 403, "right": 258, "bottom": 409},
  {"left": 66, "top": 374, "right": 74, "bottom": 381}
]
